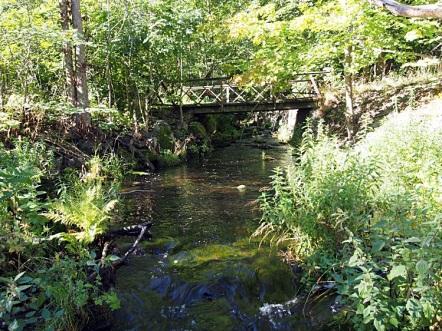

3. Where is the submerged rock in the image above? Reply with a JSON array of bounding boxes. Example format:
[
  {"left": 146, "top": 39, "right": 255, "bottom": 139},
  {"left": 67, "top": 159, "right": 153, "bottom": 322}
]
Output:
[{"left": 236, "top": 184, "right": 246, "bottom": 191}]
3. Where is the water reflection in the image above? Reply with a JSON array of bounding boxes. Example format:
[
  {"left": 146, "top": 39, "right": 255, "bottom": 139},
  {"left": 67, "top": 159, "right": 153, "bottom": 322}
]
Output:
[{"left": 113, "top": 141, "right": 333, "bottom": 330}]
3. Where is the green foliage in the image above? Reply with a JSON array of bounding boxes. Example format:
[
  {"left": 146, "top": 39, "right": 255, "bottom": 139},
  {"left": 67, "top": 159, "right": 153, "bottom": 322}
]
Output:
[
  {"left": 210, "top": 115, "right": 240, "bottom": 147},
  {"left": 203, "top": 115, "right": 217, "bottom": 135},
  {"left": 228, "top": 0, "right": 442, "bottom": 87},
  {"left": 150, "top": 150, "right": 183, "bottom": 168},
  {"left": 0, "top": 142, "right": 123, "bottom": 330},
  {"left": 257, "top": 111, "right": 442, "bottom": 330},
  {"left": 89, "top": 107, "right": 134, "bottom": 133},
  {"left": 0, "top": 141, "right": 53, "bottom": 272},
  {"left": 45, "top": 156, "right": 119, "bottom": 244},
  {"left": 1, "top": 254, "right": 120, "bottom": 331},
  {"left": 153, "top": 120, "right": 175, "bottom": 151},
  {"left": 188, "top": 121, "right": 208, "bottom": 139},
  {"left": 0, "top": 111, "right": 20, "bottom": 131}
]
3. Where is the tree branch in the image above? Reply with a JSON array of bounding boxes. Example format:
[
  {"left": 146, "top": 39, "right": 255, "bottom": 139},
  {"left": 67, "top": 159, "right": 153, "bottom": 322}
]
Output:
[
  {"left": 369, "top": 0, "right": 442, "bottom": 18},
  {"left": 112, "top": 223, "right": 149, "bottom": 268}
]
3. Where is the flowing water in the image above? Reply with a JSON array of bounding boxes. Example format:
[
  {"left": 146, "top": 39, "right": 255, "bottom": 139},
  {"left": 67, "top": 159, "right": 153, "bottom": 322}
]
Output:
[{"left": 112, "top": 138, "right": 336, "bottom": 330}]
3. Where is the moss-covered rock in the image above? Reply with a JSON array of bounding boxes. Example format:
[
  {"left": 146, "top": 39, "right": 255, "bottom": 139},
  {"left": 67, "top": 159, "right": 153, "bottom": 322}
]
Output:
[
  {"left": 167, "top": 240, "right": 296, "bottom": 303},
  {"left": 169, "top": 244, "right": 255, "bottom": 269},
  {"left": 188, "top": 121, "right": 208, "bottom": 140},
  {"left": 141, "top": 236, "right": 181, "bottom": 252},
  {"left": 152, "top": 120, "right": 175, "bottom": 151},
  {"left": 188, "top": 299, "right": 235, "bottom": 329},
  {"left": 212, "top": 127, "right": 240, "bottom": 147},
  {"left": 148, "top": 150, "right": 183, "bottom": 168},
  {"left": 253, "top": 255, "right": 296, "bottom": 302},
  {"left": 203, "top": 115, "right": 217, "bottom": 134}
]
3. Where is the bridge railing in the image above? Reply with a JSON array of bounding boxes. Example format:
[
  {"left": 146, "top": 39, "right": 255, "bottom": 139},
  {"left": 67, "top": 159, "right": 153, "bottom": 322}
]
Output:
[{"left": 152, "top": 72, "right": 324, "bottom": 107}]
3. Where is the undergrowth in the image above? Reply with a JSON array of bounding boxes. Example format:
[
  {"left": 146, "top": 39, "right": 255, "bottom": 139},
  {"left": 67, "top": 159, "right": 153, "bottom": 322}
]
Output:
[
  {"left": 0, "top": 142, "right": 122, "bottom": 330},
  {"left": 256, "top": 109, "right": 442, "bottom": 330}
]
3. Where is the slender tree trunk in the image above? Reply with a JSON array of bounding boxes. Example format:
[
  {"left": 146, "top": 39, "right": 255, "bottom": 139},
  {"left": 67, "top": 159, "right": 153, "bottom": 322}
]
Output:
[
  {"left": 59, "top": 0, "right": 77, "bottom": 106},
  {"left": 0, "top": 69, "right": 4, "bottom": 109},
  {"left": 179, "top": 55, "right": 184, "bottom": 128},
  {"left": 71, "top": 0, "right": 89, "bottom": 109},
  {"left": 344, "top": 45, "right": 355, "bottom": 141},
  {"left": 106, "top": 0, "right": 113, "bottom": 108}
]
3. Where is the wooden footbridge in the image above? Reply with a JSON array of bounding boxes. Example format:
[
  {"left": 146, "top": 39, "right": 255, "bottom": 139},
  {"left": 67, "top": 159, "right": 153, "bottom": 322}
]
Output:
[{"left": 152, "top": 73, "right": 323, "bottom": 115}]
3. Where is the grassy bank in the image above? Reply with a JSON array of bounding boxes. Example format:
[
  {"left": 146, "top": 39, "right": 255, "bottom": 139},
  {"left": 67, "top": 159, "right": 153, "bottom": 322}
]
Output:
[{"left": 257, "top": 99, "right": 442, "bottom": 330}]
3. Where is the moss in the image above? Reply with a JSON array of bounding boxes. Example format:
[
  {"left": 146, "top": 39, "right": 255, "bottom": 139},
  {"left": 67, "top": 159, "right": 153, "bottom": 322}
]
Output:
[
  {"left": 253, "top": 255, "right": 296, "bottom": 302},
  {"left": 211, "top": 126, "right": 240, "bottom": 147},
  {"left": 158, "top": 151, "right": 182, "bottom": 168},
  {"left": 188, "top": 121, "right": 208, "bottom": 139},
  {"left": 169, "top": 244, "right": 257, "bottom": 269},
  {"left": 188, "top": 299, "right": 235, "bottom": 329},
  {"left": 167, "top": 240, "right": 296, "bottom": 302},
  {"left": 203, "top": 115, "right": 217, "bottom": 134},
  {"left": 153, "top": 120, "right": 175, "bottom": 151},
  {"left": 148, "top": 150, "right": 183, "bottom": 168},
  {"left": 141, "top": 237, "right": 180, "bottom": 252}
]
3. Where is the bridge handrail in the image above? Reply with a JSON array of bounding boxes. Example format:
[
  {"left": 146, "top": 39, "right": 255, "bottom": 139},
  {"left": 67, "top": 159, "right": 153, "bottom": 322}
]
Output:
[
  {"left": 160, "top": 71, "right": 327, "bottom": 85},
  {"left": 151, "top": 72, "right": 326, "bottom": 107}
]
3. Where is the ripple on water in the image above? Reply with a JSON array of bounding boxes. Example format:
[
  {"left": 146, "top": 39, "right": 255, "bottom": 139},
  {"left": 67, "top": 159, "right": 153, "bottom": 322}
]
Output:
[{"left": 113, "top": 141, "right": 336, "bottom": 330}]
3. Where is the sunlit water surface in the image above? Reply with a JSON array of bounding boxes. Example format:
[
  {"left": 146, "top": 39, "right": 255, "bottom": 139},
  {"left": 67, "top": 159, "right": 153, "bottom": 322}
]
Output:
[{"left": 112, "top": 140, "right": 335, "bottom": 330}]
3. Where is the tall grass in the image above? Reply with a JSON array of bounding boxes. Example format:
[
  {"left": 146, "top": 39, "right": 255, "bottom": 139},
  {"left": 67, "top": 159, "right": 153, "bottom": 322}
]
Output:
[{"left": 257, "top": 108, "right": 442, "bottom": 330}]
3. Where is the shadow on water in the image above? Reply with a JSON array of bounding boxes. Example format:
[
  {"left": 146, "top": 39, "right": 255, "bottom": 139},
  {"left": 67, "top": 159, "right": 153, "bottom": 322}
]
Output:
[{"left": 112, "top": 139, "right": 337, "bottom": 330}]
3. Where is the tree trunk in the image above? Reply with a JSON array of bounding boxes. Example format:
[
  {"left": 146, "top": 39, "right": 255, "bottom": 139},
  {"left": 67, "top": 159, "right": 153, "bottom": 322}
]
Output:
[
  {"left": 344, "top": 45, "right": 355, "bottom": 141},
  {"left": 106, "top": 0, "right": 113, "bottom": 108},
  {"left": 59, "top": 0, "right": 77, "bottom": 106},
  {"left": 71, "top": 0, "right": 89, "bottom": 109},
  {"left": 368, "top": 0, "right": 442, "bottom": 18},
  {"left": 0, "top": 69, "right": 4, "bottom": 109}
]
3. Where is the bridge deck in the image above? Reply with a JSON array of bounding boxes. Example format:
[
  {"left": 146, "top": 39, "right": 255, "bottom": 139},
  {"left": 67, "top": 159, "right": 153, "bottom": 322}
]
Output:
[{"left": 181, "top": 98, "right": 317, "bottom": 114}]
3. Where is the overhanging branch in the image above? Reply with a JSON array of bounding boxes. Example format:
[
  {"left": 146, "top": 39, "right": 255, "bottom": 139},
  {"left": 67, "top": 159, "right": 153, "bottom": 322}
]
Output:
[{"left": 369, "top": 0, "right": 442, "bottom": 18}]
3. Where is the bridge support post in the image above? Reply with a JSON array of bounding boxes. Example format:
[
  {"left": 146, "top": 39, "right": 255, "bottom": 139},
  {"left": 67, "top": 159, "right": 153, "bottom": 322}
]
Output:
[
  {"left": 276, "top": 108, "right": 309, "bottom": 143},
  {"left": 277, "top": 109, "right": 298, "bottom": 143}
]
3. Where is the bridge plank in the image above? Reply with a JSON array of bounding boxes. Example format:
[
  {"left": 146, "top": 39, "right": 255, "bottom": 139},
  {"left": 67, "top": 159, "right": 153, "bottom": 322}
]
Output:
[{"left": 182, "top": 99, "right": 317, "bottom": 114}]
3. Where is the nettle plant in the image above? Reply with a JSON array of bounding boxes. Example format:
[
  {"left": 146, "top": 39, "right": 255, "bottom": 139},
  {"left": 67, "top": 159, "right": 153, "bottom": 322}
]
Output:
[
  {"left": 0, "top": 254, "right": 120, "bottom": 331},
  {"left": 337, "top": 216, "right": 442, "bottom": 330},
  {"left": 257, "top": 112, "right": 442, "bottom": 330},
  {"left": 0, "top": 141, "right": 52, "bottom": 271}
]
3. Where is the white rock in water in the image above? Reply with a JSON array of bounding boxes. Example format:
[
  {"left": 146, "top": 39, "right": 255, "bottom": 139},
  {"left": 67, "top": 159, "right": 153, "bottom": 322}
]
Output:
[{"left": 237, "top": 185, "right": 246, "bottom": 191}]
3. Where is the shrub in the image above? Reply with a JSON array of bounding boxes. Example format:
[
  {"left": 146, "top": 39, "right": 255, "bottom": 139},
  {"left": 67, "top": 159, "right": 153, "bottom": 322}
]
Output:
[
  {"left": 189, "top": 121, "right": 208, "bottom": 139},
  {"left": 0, "top": 141, "right": 53, "bottom": 273},
  {"left": 203, "top": 115, "right": 217, "bottom": 134},
  {"left": 1, "top": 254, "right": 120, "bottom": 331},
  {"left": 257, "top": 110, "right": 442, "bottom": 330},
  {"left": 0, "top": 142, "right": 122, "bottom": 330}
]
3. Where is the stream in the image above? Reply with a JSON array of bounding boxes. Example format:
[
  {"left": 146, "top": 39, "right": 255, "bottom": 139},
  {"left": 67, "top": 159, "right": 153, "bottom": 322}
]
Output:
[{"left": 112, "top": 137, "right": 337, "bottom": 330}]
